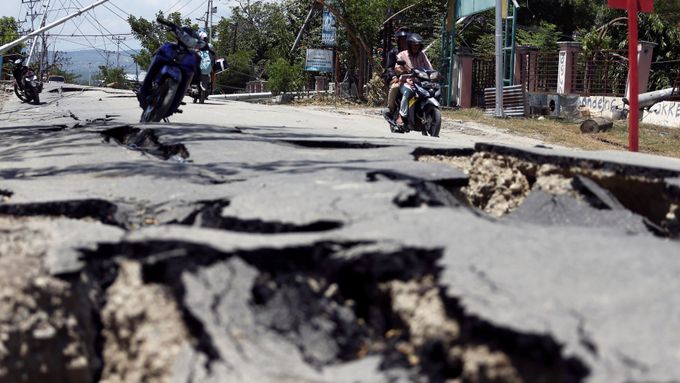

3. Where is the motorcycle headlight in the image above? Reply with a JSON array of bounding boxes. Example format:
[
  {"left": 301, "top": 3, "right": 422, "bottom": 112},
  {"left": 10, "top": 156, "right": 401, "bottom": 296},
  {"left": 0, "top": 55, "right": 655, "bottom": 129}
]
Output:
[{"left": 430, "top": 72, "right": 441, "bottom": 81}]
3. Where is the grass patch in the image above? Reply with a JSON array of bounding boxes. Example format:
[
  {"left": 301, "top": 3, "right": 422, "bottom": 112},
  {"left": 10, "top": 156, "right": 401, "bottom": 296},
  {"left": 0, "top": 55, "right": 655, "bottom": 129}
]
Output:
[{"left": 443, "top": 108, "right": 680, "bottom": 158}]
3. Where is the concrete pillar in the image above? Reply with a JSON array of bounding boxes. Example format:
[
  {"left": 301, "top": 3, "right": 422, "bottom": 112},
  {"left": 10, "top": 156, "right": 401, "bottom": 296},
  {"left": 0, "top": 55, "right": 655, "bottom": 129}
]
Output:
[
  {"left": 526, "top": 48, "right": 540, "bottom": 92},
  {"left": 557, "top": 41, "right": 580, "bottom": 95},
  {"left": 514, "top": 46, "right": 537, "bottom": 87},
  {"left": 627, "top": 41, "right": 657, "bottom": 96},
  {"left": 455, "top": 47, "right": 474, "bottom": 108}
]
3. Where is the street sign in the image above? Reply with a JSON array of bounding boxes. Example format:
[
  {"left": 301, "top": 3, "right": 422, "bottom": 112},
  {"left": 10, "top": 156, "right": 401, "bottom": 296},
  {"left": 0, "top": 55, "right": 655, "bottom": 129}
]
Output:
[
  {"left": 607, "top": 0, "right": 654, "bottom": 152},
  {"left": 322, "top": 8, "right": 336, "bottom": 46},
  {"left": 305, "top": 49, "right": 334, "bottom": 73},
  {"left": 457, "top": 0, "right": 495, "bottom": 18}
]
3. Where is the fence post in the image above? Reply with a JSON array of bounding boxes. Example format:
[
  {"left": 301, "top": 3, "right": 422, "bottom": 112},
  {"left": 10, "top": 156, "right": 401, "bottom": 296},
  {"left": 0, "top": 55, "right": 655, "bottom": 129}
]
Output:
[
  {"left": 457, "top": 47, "right": 474, "bottom": 108},
  {"left": 526, "top": 47, "right": 540, "bottom": 92},
  {"left": 557, "top": 41, "right": 580, "bottom": 95},
  {"left": 626, "top": 41, "right": 657, "bottom": 96},
  {"left": 513, "top": 46, "right": 532, "bottom": 86}
]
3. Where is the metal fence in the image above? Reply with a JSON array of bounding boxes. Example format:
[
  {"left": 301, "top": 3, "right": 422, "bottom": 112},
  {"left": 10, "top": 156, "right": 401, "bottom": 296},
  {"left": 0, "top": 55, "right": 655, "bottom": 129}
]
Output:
[
  {"left": 471, "top": 56, "right": 495, "bottom": 107},
  {"left": 572, "top": 50, "right": 628, "bottom": 97},
  {"left": 649, "top": 61, "right": 680, "bottom": 100},
  {"left": 523, "top": 52, "right": 559, "bottom": 93}
]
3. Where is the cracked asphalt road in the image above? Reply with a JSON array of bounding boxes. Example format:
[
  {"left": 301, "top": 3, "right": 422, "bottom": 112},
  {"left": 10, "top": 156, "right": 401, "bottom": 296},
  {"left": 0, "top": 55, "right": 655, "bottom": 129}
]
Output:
[{"left": 1, "top": 85, "right": 680, "bottom": 382}]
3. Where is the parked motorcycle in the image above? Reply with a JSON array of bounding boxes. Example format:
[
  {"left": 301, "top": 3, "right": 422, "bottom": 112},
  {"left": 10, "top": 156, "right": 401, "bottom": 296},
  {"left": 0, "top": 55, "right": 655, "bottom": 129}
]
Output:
[
  {"left": 137, "top": 17, "right": 205, "bottom": 123},
  {"left": 188, "top": 74, "right": 211, "bottom": 104},
  {"left": 12, "top": 58, "right": 42, "bottom": 105},
  {"left": 385, "top": 60, "right": 442, "bottom": 137}
]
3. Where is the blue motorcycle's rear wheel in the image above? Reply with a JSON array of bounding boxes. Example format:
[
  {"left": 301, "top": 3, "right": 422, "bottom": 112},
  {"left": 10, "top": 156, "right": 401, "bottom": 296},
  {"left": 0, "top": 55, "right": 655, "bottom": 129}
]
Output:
[{"left": 140, "top": 77, "right": 179, "bottom": 123}]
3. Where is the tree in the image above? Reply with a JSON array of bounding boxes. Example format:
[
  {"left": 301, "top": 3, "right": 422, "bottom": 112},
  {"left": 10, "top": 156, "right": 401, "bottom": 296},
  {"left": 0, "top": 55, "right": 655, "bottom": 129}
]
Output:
[
  {"left": 517, "top": 22, "right": 559, "bottom": 52},
  {"left": 47, "top": 51, "right": 81, "bottom": 83},
  {"left": 0, "top": 17, "right": 21, "bottom": 53},
  {"left": 1, "top": 17, "right": 22, "bottom": 80},
  {"left": 95, "top": 65, "right": 127, "bottom": 88},
  {"left": 266, "top": 58, "right": 303, "bottom": 95},
  {"left": 128, "top": 11, "right": 197, "bottom": 70},
  {"left": 214, "top": 49, "right": 256, "bottom": 93}
]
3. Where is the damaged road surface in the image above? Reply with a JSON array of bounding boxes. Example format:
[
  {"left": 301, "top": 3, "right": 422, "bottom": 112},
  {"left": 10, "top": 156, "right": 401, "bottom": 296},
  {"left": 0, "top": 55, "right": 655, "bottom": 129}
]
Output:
[{"left": 1, "top": 89, "right": 680, "bottom": 383}]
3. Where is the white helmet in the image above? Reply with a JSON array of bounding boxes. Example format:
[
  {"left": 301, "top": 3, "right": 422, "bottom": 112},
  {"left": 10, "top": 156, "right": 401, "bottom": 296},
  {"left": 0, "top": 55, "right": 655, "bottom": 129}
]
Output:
[{"left": 199, "top": 31, "right": 208, "bottom": 40}]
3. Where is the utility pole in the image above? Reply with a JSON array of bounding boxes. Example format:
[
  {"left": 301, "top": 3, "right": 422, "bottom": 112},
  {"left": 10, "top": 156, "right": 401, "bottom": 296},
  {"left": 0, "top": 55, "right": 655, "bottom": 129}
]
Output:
[
  {"left": 21, "top": 0, "right": 41, "bottom": 56},
  {"left": 494, "top": 0, "right": 504, "bottom": 117},
  {"left": 112, "top": 36, "right": 125, "bottom": 67},
  {"left": 208, "top": 0, "right": 214, "bottom": 43}
]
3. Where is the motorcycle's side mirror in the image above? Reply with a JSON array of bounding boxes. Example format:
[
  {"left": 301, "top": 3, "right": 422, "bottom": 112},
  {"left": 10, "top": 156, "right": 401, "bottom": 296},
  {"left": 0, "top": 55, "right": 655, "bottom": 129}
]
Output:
[
  {"left": 396, "top": 59, "right": 406, "bottom": 66},
  {"left": 157, "top": 17, "right": 175, "bottom": 30}
]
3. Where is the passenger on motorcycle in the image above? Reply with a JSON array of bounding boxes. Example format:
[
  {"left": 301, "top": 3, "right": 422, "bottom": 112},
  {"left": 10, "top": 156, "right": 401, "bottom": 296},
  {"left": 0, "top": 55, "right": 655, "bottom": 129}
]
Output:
[
  {"left": 394, "top": 33, "right": 432, "bottom": 128},
  {"left": 381, "top": 27, "right": 410, "bottom": 122},
  {"left": 194, "top": 31, "right": 216, "bottom": 89}
]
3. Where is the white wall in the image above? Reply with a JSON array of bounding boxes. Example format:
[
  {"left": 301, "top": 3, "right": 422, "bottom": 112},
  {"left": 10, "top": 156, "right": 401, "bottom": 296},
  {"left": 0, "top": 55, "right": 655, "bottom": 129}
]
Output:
[{"left": 578, "top": 95, "right": 680, "bottom": 129}]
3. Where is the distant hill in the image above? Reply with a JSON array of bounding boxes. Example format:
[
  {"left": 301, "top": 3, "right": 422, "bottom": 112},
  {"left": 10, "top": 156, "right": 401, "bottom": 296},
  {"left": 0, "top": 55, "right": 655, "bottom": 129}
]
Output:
[{"left": 56, "top": 49, "right": 140, "bottom": 83}]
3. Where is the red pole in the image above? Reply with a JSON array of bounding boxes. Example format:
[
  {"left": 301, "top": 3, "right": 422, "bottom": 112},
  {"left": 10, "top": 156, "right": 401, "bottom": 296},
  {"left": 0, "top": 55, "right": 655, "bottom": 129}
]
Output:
[{"left": 628, "top": 0, "right": 639, "bottom": 152}]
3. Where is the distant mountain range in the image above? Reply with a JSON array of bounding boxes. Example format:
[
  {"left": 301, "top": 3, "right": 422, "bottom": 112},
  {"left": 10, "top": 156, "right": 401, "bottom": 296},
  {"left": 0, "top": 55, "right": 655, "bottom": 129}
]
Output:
[{"left": 57, "top": 49, "right": 140, "bottom": 83}]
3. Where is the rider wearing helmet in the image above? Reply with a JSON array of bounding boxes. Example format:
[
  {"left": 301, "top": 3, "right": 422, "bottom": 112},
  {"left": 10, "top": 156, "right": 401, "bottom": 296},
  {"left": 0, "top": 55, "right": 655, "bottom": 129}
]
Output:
[
  {"left": 383, "top": 27, "right": 410, "bottom": 83},
  {"left": 194, "top": 31, "right": 216, "bottom": 89},
  {"left": 394, "top": 33, "right": 432, "bottom": 127},
  {"left": 381, "top": 27, "right": 410, "bottom": 122}
]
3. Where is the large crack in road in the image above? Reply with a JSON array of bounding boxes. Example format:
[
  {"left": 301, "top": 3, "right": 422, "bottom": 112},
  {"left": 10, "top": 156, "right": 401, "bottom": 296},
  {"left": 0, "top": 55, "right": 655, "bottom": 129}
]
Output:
[{"left": 1, "top": 121, "right": 680, "bottom": 382}]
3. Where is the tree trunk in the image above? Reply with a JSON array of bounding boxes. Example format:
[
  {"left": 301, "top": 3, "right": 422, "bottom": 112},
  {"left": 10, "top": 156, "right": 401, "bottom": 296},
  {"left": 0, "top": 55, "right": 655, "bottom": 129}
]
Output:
[{"left": 580, "top": 117, "right": 613, "bottom": 133}]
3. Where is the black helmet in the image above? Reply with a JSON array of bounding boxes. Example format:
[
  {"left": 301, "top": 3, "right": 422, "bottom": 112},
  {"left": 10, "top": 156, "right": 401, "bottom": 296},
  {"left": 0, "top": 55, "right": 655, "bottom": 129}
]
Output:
[
  {"left": 395, "top": 27, "right": 410, "bottom": 39},
  {"left": 407, "top": 33, "right": 424, "bottom": 48}
]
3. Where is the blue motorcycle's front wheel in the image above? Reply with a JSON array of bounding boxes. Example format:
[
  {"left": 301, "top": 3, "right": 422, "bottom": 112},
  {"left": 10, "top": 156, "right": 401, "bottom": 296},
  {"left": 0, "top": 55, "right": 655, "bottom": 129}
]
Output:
[{"left": 140, "top": 77, "right": 179, "bottom": 123}]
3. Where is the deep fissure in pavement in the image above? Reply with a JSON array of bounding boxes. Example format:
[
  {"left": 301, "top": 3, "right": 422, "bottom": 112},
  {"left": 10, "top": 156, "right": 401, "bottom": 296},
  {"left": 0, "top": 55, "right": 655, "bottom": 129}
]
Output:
[
  {"left": 179, "top": 199, "right": 344, "bottom": 233},
  {"left": 101, "top": 125, "right": 190, "bottom": 161},
  {"left": 417, "top": 148, "right": 680, "bottom": 238},
  {"left": 72, "top": 240, "right": 590, "bottom": 382},
  {"left": 0, "top": 199, "right": 122, "bottom": 228},
  {"left": 281, "top": 139, "right": 390, "bottom": 149}
]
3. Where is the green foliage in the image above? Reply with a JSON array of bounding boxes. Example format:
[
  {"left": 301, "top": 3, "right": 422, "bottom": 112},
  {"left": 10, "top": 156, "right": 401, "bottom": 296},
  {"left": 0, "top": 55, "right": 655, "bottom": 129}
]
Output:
[
  {"left": 96, "top": 66, "right": 127, "bottom": 88},
  {"left": 215, "top": 49, "right": 255, "bottom": 93},
  {"left": 471, "top": 33, "right": 495, "bottom": 56},
  {"left": 0, "top": 17, "right": 22, "bottom": 54},
  {"left": 365, "top": 73, "right": 386, "bottom": 106},
  {"left": 1, "top": 17, "right": 22, "bottom": 80},
  {"left": 48, "top": 66, "right": 81, "bottom": 83},
  {"left": 128, "top": 11, "right": 198, "bottom": 70},
  {"left": 517, "top": 22, "right": 558, "bottom": 52},
  {"left": 266, "top": 58, "right": 303, "bottom": 95}
]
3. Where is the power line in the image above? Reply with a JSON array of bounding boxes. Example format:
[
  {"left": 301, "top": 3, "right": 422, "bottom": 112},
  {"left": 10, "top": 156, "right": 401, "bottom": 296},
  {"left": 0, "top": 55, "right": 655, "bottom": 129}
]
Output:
[
  {"left": 71, "top": 0, "right": 139, "bottom": 55},
  {"left": 47, "top": 32, "right": 134, "bottom": 37},
  {"left": 185, "top": 0, "right": 210, "bottom": 19}
]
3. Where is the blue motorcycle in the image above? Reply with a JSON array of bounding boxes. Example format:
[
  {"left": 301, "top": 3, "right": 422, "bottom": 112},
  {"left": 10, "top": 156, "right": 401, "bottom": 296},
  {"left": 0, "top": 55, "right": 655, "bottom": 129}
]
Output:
[{"left": 138, "top": 17, "right": 205, "bottom": 123}]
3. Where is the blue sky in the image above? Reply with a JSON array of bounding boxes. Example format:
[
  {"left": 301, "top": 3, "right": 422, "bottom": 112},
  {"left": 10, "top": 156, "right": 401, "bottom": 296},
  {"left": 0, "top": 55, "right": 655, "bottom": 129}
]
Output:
[{"left": 3, "top": 0, "right": 235, "bottom": 52}]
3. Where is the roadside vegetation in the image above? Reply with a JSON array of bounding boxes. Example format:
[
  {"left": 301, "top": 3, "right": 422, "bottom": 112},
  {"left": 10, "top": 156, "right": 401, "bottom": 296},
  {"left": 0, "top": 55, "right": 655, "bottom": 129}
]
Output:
[{"left": 442, "top": 108, "right": 680, "bottom": 158}]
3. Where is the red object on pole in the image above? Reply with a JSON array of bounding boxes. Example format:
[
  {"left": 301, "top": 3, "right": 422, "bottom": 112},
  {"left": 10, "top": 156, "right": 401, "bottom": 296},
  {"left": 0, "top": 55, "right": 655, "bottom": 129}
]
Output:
[
  {"left": 628, "top": 1, "right": 639, "bottom": 152},
  {"left": 607, "top": 0, "right": 652, "bottom": 152}
]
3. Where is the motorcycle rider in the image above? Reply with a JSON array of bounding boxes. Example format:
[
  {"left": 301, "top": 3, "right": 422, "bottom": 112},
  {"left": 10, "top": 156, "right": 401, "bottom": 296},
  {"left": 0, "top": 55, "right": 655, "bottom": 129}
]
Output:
[
  {"left": 381, "top": 27, "right": 410, "bottom": 123},
  {"left": 194, "top": 31, "right": 216, "bottom": 92},
  {"left": 394, "top": 33, "right": 432, "bottom": 128}
]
